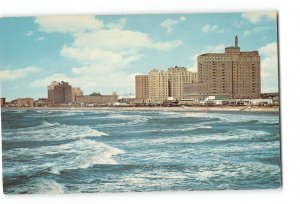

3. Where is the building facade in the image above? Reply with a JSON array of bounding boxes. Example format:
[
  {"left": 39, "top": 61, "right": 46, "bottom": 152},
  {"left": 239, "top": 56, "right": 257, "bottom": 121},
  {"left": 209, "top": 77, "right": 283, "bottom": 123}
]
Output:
[
  {"left": 182, "top": 82, "right": 208, "bottom": 101},
  {"left": 148, "top": 66, "right": 197, "bottom": 102},
  {"left": 71, "top": 87, "right": 83, "bottom": 102},
  {"left": 0, "top": 98, "right": 5, "bottom": 107},
  {"left": 48, "top": 81, "right": 72, "bottom": 104},
  {"left": 76, "top": 94, "right": 118, "bottom": 105},
  {"left": 135, "top": 75, "right": 149, "bottom": 100},
  {"left": 34, "top": 98, "right": 49, "bottom": 107},
  {"left": 11, "top": 98, "right": 34, "bottom": 107},
  {"left": 193, "top": 36, "right": 261, "bottom": 99}
]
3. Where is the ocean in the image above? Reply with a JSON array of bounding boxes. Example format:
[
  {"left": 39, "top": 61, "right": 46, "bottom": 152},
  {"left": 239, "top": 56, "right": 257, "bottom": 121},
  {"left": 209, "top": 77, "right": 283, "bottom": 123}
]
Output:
[{"left": 1, "top": 109, "right": 281, "bottom": 194}]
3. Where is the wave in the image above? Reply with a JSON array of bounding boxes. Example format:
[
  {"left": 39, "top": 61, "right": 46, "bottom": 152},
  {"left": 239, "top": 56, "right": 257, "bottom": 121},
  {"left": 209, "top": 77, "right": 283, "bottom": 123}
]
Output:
[
  {"left": 150, "top": 112, "right": 278, "bottom": 127},
  {"left": 189, "top": 161, "right": 281, "bottom": 190},
  {"left": 159, "top": 111, "right": 279, "bottom": 125},
  {"left": 128, "top": 124, "right": 212, "bottom": 134},
  {"left": 90, "top": 114, "right": 150, "bottom": 128},
  {"left": 3, "top": 138, "right": 125, "bottom": 177},
  {"left": 145, "top": 129, "right": 275, "bottom": 145},
  {"left": 2, "top": 121, "right": 108, "bottom": 142},
  {"left": 4, "top": 178, "right": 65, "bottom": 194}
]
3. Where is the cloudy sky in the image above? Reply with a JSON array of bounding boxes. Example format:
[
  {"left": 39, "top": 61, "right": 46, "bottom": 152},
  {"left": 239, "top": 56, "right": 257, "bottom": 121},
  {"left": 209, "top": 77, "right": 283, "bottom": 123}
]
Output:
[{"left": 0, "top": 12, "right": 278, "bottom": 100}]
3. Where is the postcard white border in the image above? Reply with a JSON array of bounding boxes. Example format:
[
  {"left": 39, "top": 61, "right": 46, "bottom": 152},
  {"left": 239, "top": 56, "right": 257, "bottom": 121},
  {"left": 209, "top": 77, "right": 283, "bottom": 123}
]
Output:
[{"left": 1, "top": 0, "right": 300, "bottom": 204}]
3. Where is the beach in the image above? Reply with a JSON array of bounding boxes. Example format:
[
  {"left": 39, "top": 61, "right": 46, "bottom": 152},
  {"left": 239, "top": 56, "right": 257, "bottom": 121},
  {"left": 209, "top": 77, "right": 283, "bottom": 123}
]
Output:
[{"left": 1, "top": 105, "right": 279, "bottom": 112}]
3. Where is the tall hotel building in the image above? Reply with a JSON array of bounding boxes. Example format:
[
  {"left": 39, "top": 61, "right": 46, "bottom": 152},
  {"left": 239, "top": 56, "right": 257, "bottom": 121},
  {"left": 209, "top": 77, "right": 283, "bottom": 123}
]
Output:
[
  {"left": 184, "top": 36, "right": 261, "bottom": 100},
  {"left": 148, "top": 67, "right": 197, "bottom": 102},
  {"left": 48, "top": 81, "right": 72, "bottom": 104},
  {"left": 135, "top": 75, "right": 149, "bottom": 99},
  {"left": 71, "top": 87, "right": 83, "bottom": 102}
]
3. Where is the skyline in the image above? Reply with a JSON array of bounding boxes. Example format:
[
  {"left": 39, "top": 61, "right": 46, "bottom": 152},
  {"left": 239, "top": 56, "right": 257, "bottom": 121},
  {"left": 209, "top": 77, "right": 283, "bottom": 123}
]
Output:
[{"left": 0, "top": 12, "right": 278, "bottom": 101}]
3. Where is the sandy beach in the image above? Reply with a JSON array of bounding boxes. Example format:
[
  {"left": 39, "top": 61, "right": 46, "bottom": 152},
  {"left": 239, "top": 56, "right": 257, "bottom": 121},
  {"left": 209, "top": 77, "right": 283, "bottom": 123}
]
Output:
[{"left": 1, "top": 105, "right": 280, "bottom": 112}]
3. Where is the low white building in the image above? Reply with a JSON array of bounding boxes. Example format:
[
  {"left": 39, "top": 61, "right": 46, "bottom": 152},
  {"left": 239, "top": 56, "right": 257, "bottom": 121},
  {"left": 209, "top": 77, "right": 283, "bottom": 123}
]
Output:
[
  {"left": 204, "top": 95, "right": 229, "bottom": 105},
  {"left": 249, "top": 99, "right": 273, "bottom": 106}
]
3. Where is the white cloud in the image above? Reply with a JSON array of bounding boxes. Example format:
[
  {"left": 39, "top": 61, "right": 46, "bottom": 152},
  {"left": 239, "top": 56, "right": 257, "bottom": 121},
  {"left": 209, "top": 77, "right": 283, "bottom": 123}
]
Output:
[
  {"left": 241, "top": 11, "right": 277, "bottom": 24},
  {"left": 33, "top": 15, "right": 182, "bottom": 95},
  {"left": 35, "top": 15, "right": 103, "bottom": 33},
  {"left": 160, "top": 16, "right": 186, "bottom": 33},
  {"left": 180, "top": 16, "right": 186, "bottom": 22},
  {"left": 259, "top": 42, "right": 279, "bottom": 92},
  {"left": 106, "top": 17, "right": 127, "bottom": 30},
  {"left": 30, "top": 73, "right": 71, "bottom": 88},
  {"left": 202, "top": 44, "right": 226, "bottom": 53},
  {"left": 25, "top": 31, "right": 33, "bottom": 36},
  {"left": 0, "top": 66, "right": 41, "bottom": 81},
  {"left": 160, "top": 19, "right": 178, "bottom": 33},
  {"left": 233, "top": 21, "right": 244, "bottom": 28},
  {"left": 202, "top": 24, "right": 224, "bottom": 33},
  {"left": 30, "top": 71, "right": 139, "bottom": 96},
  {"left": 243, "top": 26, "right": 268, "bottom": 37},
  {"left": 35, "top": 36, "right": 45, "bottom": 41}
]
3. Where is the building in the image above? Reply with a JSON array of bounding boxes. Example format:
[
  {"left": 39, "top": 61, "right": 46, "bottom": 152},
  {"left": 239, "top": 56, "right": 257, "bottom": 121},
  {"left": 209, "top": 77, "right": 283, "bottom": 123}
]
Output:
[
  {"left": 11, "top": 98, "right": 34, "bottom": 107},
  {"left": 148, "top": 66, "right": 197, "bottom": 103},
  {"left": 71, "top": 87, "right": 83, "bottom": 102},
  {"left": 76, "top": 93, "right": 118, "bottom": 106},
  {"left": 135, "top": 75, "right": 149, "bottom": 100},
  {"left": 185, "top": 36, "right": 261, "bottom": 100},
  {"left": 34, "top": 98, "right": 49, "bottom": 107},
  {"left": 0, "top": 98, "right": 5, "bottom": 107},
  {"left": 48, "top": 81, "right": 72, "bottom": 104},
  {"left": 204, "top": 95, "right": 229, "bottom": 105},
  {"left": 148, "top": 69, "right": 168, "bottom": 103},
  {"left": 182, "top": 82, "right": 208, "bottom": 101}
]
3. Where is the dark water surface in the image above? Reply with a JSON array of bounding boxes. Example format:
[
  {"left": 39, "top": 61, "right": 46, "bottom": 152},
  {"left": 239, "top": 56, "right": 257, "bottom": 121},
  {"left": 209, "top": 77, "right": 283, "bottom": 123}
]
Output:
[{"left": 1, "top": 109, "right": 281, "bottom": 194}]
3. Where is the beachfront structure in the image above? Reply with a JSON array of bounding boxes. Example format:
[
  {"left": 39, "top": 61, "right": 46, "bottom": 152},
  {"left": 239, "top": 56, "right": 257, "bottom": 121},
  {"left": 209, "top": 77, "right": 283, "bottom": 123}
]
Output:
[
  {"left": 184, "top": 36, "right": 261, "bottom": 100},
  {"left": 135, "top": 75, "right": 149, "bottom": 100},
  {"left": 71, "top": 87, "right": 83, "bottom": 102},
  {"left": 34, "top": 98, "right": 49, "bottom": 107},
  {"left": 0, "top": 98, "right": 5, "bottom": 107},
  {"left": 76, "top": 93, "right": 118, "bottom": 106},
  {"left": 48, "top": 81, "right": 72, "bottom": 104},
  {"left": 11, "top": 98, "right": 34, "bottom": 107},
  {"left": 148, "top": 66, "right": 197, "bottom": 103}
]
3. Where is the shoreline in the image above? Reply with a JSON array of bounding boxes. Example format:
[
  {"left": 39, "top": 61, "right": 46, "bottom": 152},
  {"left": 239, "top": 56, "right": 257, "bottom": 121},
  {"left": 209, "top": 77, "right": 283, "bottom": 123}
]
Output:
[{"left": 1, "top": 106, "right": 280, "bottom": 112}]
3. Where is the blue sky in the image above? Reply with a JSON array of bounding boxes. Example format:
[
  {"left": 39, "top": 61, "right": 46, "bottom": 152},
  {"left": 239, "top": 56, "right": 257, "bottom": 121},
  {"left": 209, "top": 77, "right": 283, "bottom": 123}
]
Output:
[{"left": 0, "top": 12, "right": 278, "bottom": 100}]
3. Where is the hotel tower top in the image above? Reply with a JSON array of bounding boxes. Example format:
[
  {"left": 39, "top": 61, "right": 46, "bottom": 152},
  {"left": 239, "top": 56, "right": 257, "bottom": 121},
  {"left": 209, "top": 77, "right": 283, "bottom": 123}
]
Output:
[{"left": 195, "top": 36, "right": 261, "bottom": 99}]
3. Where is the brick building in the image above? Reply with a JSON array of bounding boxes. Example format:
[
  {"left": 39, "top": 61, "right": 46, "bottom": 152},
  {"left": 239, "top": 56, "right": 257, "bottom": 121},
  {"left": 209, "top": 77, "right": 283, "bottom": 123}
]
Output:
[
  {"left": 184, "top": 36, "right": 261, "bottom": 100},
  {"left": 48, "top": 81, "right": 72, "bottom": 104}
]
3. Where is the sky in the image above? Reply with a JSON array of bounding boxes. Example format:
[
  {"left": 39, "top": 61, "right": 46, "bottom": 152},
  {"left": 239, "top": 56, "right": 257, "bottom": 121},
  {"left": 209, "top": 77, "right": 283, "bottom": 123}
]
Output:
[{"left": 0, "top": 11, "right": 278, "bottom": 100}]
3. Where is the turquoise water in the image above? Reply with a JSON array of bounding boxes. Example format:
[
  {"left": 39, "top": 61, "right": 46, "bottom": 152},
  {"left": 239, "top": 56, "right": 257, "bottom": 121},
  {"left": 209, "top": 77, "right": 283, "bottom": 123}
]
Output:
[{"left": 1, "top": 109, "right": 281, "bottom": 194}]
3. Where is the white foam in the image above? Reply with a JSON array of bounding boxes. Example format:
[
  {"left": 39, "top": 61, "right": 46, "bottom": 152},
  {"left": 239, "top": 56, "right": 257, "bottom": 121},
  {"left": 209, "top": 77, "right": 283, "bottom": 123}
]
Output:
[
  {"left": 2, "top": 122, "right": 108, "bottom": 142},
  {"left": 3, "top": 138, "right": 125, "bottom": 176},
  {"left": 35, "top": 179, "right": 65, "bottom": 194},
  {"left": 94, "top": 114, "right": 150, "bottom": 128},
  {"left": 145, "top": 129, "right": 273, "bottom": 146},
  {"left": 159, "top": 111, "right": 279, "bottom": 126},
  {"left": 11, "top": 178, "right": 66, "bottom": 194},
  {"left": 196, "top": 171, "right": 214, "bottom": 180}
]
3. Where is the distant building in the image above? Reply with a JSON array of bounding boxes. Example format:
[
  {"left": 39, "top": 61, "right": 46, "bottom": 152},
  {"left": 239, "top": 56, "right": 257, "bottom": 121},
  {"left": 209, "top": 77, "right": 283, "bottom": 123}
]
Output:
[
  {"left": 48, "top": 81, "right": 72, "bottom": 104},
  {"left": 135, "top": 75, "right": 149, "bottom": 100},
  {"left": 184, "top": 36, "right": 261, "bottom": 100},
  {"left": 204, "top": 95, "right": 229, "bottom": 105},
  {"left": 148, "top": 66, "right": 197, "bottom": 103},
  {"left": 76, "top": 93, "right": 118, "bottom": 106},
  {"left": 34, "top": 98, "right": 49, "bottom": 107},
  {"left": 71, "top": 87, "right": 83, "bottom": 102},
  {"left": 0, "top": 98, "right": 5, "bottom": 107},
  {"left": 11, "top": 98, "right": 34, "bottom": 107}
]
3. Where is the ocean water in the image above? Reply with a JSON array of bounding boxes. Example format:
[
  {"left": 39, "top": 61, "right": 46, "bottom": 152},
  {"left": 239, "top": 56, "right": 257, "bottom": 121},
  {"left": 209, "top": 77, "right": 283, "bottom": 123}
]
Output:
[{"left": 1, "top": 109, "right": 281, "bottom": 194}]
